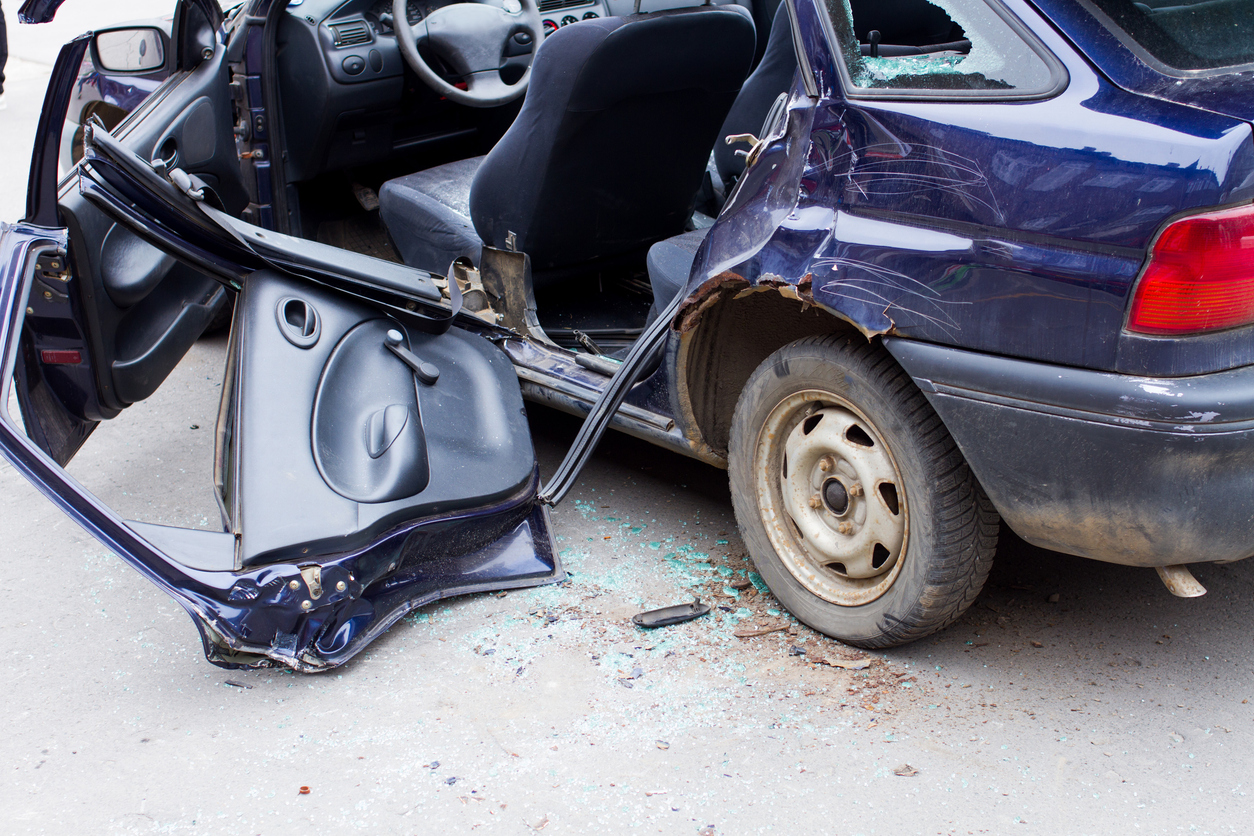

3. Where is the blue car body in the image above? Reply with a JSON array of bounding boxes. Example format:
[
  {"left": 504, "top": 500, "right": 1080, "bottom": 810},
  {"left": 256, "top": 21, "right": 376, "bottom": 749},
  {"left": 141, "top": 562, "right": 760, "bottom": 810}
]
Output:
[
  {"left": 3, "top": 0, "right": 1254, "bottom": 667},
  {"left": 682, "top": 0, "right": 1254, "bottom": 567}
]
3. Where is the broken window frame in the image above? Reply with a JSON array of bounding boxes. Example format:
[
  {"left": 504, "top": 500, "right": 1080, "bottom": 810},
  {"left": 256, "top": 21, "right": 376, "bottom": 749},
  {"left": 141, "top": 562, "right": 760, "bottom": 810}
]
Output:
[{"left": 815, "top": 0, "right": 1069, "bottom": 101}]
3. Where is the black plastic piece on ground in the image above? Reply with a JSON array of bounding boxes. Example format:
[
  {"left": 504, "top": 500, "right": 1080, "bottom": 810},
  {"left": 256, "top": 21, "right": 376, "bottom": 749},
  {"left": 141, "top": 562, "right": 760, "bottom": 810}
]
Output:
[{"left": 631, "top": 598, "right": 712, "bottom": 628}]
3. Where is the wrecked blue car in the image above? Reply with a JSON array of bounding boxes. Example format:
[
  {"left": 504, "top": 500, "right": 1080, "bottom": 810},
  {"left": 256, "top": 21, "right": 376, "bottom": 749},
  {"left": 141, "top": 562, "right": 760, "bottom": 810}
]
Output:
[{"left": 3, "top": 0, "right": 1254, "bottom": 670}]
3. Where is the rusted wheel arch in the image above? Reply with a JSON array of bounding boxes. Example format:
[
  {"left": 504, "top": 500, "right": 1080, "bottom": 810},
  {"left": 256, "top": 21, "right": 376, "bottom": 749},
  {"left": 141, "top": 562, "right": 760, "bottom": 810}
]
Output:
[{"left": 671, "top": 277, "right": 865, "bottom": 466}]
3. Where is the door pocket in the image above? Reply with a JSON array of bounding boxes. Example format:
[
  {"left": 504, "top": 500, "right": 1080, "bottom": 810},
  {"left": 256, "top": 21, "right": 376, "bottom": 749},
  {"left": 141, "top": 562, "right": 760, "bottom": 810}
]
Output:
[{"left": 100, "top": 223, "right": 177, "bottom": 307}]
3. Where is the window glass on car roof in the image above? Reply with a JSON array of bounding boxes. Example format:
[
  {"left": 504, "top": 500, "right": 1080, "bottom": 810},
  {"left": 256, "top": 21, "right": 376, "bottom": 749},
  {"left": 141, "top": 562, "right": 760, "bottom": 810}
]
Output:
[
  {"left": 1081, "top": 0, "right": 1254, "bottom": 71},
  {"left": 825, "top": 0, "right": 1057, "bottom": 95}
]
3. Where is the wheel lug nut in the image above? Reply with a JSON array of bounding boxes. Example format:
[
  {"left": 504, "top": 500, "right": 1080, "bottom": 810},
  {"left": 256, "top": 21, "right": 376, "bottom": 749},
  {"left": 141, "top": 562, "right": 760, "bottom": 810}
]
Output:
[
  {"left": 809, "top": 494, "right": 823, "bottom": 509},
  {"left": 838, "top": 522, "right": 852, "bottom": 535},
  {"left": 818, "top": 456, "right": 833, "bottom": 472},
  {"left": 849, "top": 483, "right": 863, "bottom": 497}
]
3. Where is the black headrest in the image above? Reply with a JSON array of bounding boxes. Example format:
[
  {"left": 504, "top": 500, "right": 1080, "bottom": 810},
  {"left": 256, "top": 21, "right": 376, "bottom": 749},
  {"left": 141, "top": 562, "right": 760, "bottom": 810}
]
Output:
[
  {"left": 470, "top": 7, "right": 756, "bottom": 274},
  {"left": 565, "top": 7, "right": 755, "bottom": 109}
]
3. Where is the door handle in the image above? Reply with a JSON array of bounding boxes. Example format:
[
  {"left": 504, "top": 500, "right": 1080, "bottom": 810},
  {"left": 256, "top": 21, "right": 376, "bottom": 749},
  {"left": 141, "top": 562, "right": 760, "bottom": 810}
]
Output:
[{"left": 276, "top": 296, "right": 321, "bottom": 348}]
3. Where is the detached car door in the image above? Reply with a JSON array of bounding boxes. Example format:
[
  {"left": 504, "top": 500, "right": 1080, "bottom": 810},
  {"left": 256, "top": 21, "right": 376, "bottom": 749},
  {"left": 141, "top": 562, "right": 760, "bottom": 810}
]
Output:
[{"left": 0, "top": 4, "right": 561, "bottom": 670}]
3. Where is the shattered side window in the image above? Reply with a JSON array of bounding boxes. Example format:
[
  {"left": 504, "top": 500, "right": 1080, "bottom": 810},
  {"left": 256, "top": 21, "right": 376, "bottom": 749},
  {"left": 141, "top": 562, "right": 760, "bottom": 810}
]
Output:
[{"left": 824, "top": 0, "right": 1060, "bottom": 96}]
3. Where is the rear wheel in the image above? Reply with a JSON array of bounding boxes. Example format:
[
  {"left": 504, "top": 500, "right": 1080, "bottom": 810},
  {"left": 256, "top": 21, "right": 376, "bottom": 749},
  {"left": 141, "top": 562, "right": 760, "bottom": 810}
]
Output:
[{"left": 728, "top": 334, "right": 998, "bottom": 648}]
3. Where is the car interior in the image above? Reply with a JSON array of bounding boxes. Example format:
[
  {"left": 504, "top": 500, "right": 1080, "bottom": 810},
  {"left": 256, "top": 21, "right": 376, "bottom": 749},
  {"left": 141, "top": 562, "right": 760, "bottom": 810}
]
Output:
[
  {"left": 50, "top": 0, "right": 971, "bottom": 452},
  {"left": 269, "top": 0, "right": 968, "bottom": 356}
]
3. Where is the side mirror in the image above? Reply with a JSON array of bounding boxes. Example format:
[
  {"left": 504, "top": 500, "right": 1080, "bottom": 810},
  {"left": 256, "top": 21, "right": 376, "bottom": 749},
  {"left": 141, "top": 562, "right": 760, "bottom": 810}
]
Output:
[{"left": 92, "top": 27, "right": 167, "bottom": 73}]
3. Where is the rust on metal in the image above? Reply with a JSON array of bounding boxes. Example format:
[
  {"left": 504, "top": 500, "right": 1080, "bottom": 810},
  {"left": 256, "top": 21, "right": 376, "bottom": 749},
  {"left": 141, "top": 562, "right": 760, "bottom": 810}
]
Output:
[
  {"left": 1155, "top": 564, "right": 1207, "bottom": 597},
  {"left": 677, "top": 271, "right": 748, "bottom": 334}
]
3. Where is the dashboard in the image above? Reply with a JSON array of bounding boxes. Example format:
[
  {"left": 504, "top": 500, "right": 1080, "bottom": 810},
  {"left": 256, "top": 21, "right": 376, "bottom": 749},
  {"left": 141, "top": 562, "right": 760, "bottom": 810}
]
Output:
[
  {"left": 363, "top": 0, "right": 435, "bottom": 33},
  {"left": 306, "top": 0, "right": 711, "bottom": 87},
  {"left": 276, "top": 0, "right": 731, "bottom": 182},
  {"left": 360, "top": 0, "right": 608, "bottom": 38},
  {"left": 315, "top": 0, "right": 600, "bottom": 85}
]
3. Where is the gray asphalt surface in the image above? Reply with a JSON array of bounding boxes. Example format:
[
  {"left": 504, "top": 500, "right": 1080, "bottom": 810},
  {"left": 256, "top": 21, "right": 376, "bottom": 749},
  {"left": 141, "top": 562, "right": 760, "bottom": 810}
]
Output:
[{"left": 2, "top": 7, "right": 1253, "bottom": 835}]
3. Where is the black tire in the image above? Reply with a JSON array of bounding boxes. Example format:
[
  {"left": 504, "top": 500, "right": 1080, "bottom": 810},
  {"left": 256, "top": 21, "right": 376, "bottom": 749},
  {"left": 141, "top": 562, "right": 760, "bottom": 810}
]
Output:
[{"left": 728, "top": 334, "right": 999, "bottom": 648}]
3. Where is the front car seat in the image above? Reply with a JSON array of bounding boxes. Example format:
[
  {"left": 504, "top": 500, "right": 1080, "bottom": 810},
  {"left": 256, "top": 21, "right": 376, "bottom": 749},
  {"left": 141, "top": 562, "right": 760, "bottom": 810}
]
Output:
[{"left": 379, "top": 7, "right": 756, "bottom": 281}]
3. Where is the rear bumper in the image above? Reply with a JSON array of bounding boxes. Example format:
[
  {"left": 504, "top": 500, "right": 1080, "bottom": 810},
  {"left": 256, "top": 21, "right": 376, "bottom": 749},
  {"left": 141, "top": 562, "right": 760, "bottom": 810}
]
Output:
[{"left": 885, "top": 337, "right": 1254, "bottom": 567}]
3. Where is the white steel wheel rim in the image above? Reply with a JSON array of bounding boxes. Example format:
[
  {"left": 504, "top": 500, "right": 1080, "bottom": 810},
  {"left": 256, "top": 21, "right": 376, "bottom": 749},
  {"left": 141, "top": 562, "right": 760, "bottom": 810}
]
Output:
[{"left": 754, "top": 389, "right": 909, "bottom": 607}]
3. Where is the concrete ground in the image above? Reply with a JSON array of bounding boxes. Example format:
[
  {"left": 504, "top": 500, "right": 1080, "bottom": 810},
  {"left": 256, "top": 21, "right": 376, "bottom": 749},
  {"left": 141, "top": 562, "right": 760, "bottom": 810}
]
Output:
[
  {"left": 2, "top": 6, "right": 1253, "bottom": 835},
  {"left": 2, "top": 335, "right": 1252, "bottom": 836}
]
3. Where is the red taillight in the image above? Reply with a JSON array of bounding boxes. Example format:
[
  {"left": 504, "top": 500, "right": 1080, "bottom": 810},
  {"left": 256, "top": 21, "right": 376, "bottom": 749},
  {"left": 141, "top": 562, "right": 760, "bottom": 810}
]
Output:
[{"left": 1127, "top": 203, "right": 1254, "bottom": 335}]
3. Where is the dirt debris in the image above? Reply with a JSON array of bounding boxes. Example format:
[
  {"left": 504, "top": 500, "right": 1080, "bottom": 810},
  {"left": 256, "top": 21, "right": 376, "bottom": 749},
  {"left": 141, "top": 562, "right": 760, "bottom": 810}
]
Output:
[
  {"left": 733, "top": 622, "right": 790, "bottom": 638},
  {"left": 425, "top": 496, "right": 929, "bottom": 736}
]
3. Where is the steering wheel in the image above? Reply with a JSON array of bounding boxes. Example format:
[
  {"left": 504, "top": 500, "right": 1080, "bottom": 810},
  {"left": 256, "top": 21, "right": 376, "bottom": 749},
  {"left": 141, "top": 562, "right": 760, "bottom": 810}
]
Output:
[{"left": 393, "top": 0, "right": 545, "bottom": 108}]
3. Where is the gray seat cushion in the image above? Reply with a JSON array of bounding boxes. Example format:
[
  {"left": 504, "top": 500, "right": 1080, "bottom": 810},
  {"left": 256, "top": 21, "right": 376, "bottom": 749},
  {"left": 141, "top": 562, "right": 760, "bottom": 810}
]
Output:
[
  {"left": 378, "top": 155, "right": 485, "bottom": 274},
  {"left": 645, "top": 228, "right": 709, "bottom": 325}
]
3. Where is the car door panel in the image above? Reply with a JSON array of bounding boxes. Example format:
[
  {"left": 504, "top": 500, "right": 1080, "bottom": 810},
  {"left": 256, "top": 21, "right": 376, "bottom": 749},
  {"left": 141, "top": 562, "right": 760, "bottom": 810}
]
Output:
[
  {"left": 6, "top": 226, "right": 99, "bottom": 466},
  {"left": 0, "top": 119, "right": 569, "bottom": 670},
  {"left": 0, "top": 0, "right": 680, "bottom": 671},
  {"left": 226, "top": 270, "right": 538, "bottom": 568},
  {"left": 153, "top": 96, "right": 221, "bottom": 170},
  {"left": 45, "top": 5, "right": 245, "bottom": 438},
  {"left": 18, "top": 36, "right": 112, "bottom": 464},
  {"left": 0, "top": 221, "right": 563, "bottom": 671},
  {"left": 58, "top": 193, "right": 230, "bottom": 410}
]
